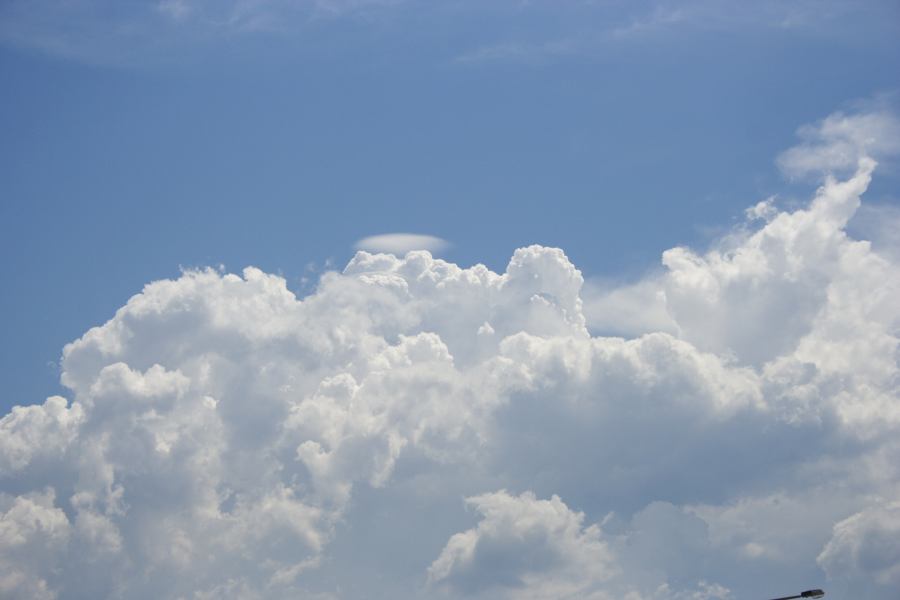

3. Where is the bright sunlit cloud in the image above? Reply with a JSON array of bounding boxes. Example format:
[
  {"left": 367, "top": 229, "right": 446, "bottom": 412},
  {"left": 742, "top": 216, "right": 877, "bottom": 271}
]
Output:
[
  {"left": 777, "top": 104, "right": 900, "bottom": 179},
  {"left": 2, "top": 107, "right": 899, "bottom": 598}
]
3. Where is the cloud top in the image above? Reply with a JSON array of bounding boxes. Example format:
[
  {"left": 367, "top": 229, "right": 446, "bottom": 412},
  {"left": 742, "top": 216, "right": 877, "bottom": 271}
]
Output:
[{"left": 777, "top": 106, "right": 900, "bottom": 178}]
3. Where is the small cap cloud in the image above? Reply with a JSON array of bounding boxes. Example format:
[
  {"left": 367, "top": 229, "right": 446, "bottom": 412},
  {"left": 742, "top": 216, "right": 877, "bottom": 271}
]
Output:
[{"left": 354, "top": 233, "right": 449, "bottom": 255}]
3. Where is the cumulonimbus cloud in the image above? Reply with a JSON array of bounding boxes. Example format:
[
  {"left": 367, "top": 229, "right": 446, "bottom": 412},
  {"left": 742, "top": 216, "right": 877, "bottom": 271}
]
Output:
[{"left": 1, "top": 109, "right": 899, "bottom": 599}]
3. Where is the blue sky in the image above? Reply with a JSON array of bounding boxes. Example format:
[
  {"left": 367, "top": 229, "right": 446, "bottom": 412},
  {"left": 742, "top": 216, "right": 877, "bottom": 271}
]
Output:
[
  {"left": 2, "top": 2, "right": 900, "bottom": 599},
  {"left": 3, "top": 0, "right": 898, "bottom": 410}
]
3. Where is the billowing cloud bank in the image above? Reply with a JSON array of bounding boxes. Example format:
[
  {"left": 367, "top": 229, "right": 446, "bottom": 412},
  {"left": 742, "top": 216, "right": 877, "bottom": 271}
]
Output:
[{"left": 3, "top": 113, "right": 900, "bottom": 599}]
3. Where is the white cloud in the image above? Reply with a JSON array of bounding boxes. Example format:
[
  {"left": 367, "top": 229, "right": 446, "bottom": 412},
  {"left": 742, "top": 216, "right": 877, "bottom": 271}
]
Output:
[
  {"left": 584, "top": 156, "right": 897, "bottom": 381},
  {"left": 661, "top": 158, "right": 880, "bottom": 367},
  {"left": 353, "top": 233, "right": 450, "bottom": 255},
  {"left": 582, "top": 276, "right": 679, "bottom": 338},
  {"left": 818, "top": 502, "right": 900, "bottom": 592},
  {"left": 0, "top": 397, "right": 83, "bottom": 472},
  {"left": 1, "top": 110, "right": 900, "bottom": 598},
  {"left": 429, "top": 493, "right": 745, "bottom": 600},
  {"left": 427, "top": 490, "right": 616, "bottom": 598},
  {"left": 0, "top": 489, "right": 70, "bottom": 600},
  {"left": 777, "top": 107, "right": 900, "bottom": 178}
]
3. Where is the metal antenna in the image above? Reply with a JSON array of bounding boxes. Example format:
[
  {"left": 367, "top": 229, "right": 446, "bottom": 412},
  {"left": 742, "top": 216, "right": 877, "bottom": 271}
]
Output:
[{"left": 768, "top": 590, "right": 825, "bottom": 600}]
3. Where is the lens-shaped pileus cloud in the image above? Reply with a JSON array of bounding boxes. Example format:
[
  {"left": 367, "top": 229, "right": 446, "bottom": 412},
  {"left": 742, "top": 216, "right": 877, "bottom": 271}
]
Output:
[
  {"left": 2, "top": 108, "right": 900, "bottom": 599},
  {"left": 353, "top": 232, "right": 450, "bottom": 255}
]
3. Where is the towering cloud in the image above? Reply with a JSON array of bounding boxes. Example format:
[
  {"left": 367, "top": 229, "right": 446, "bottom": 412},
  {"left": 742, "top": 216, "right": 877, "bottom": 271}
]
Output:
[{"left": 1, "top": 109, "right": 899, "bottom": 598}]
